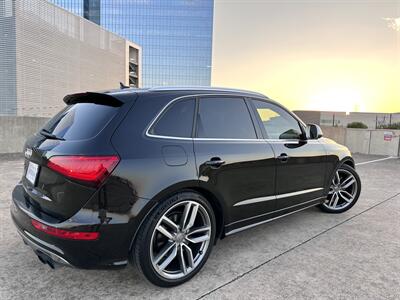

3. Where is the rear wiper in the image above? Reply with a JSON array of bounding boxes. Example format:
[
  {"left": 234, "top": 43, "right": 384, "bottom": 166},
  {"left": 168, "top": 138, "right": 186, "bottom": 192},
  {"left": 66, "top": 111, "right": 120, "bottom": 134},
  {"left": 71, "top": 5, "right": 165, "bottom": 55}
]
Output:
[{"left": 40, "top": 129, "right": 65, "bottom": 141}]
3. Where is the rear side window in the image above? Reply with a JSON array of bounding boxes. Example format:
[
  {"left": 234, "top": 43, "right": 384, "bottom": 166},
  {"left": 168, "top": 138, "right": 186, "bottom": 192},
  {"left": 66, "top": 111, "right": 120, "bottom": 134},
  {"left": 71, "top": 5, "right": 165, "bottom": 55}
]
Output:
[
  {"left": 197, "top": 97, "right": 256, "bottom": 139},
  {"left": 42, "top": 103, "right": 118, "bottom": 140},
  {"left": 149, "top": 98, "right": 195, "bottom": 138}
]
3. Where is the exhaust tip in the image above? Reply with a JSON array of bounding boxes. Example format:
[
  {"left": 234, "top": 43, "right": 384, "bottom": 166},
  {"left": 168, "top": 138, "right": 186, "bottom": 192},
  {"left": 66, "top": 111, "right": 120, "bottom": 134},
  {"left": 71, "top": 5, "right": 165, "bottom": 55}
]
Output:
[{"left": 36, "top": 251, "right": 55, "bottom": 269}]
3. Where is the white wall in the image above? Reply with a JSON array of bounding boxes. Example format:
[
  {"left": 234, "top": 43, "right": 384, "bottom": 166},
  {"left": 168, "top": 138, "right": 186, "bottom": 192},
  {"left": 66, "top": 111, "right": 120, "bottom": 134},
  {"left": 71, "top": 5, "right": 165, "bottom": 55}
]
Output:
[
  {"left": 369, "top": 130, "right": 400, "bottom": 156},
  {"left": 323, "top": 127, "right": 400, "bottom": 156},
  {"left": 13, "top": 0, "right": 141, "bottom": 117},
  {"left": 0, "top": 116, "right": 49, "bottom": 154},
  {"left": 345, "top": 129, "right": 371, "bottom": 154}
]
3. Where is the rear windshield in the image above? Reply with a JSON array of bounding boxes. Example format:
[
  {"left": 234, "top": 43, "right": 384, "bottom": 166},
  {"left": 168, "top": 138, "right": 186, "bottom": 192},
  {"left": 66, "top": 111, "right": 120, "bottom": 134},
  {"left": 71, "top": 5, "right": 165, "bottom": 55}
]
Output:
[{"left": 42, "top": 103, "right": 118, "bottom": 140}]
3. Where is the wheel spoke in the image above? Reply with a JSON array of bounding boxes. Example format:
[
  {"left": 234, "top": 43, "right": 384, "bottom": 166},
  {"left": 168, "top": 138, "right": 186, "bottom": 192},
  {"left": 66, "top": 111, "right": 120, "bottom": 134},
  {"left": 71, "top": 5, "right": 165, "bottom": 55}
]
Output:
[
  {"left": 180, "top": 202, "right": 192, "bottom": 229},
  {"left": 181, "top": 202, "right": 199, "bottom": 231},
  {"left": 187, "top": 226, "right": 211, "bottom": 235},
  {"left": 154, "top": 242, "right": 176, "bottom": 265},
  {"left": 328, "top": 193, "right": 339, "bottom": 208},
  {"left": 339, "top": 190, "right": 354, "bottom": 203},
  {"left": 327, "top": 194, "right": 334, "bottom": 206},
  {"left": 185, "top": 203, "right": 199, "bottom": 230},
  {"left": 334, "top": 171, "right": 340, "bottom": 185},
  {"left": 158, "top": 243, "right": 178, "bottom": 271},
  {"left": 186, "top": 232, "right": 210, "bottom": 244},
  {"left": 178, "top": 245, "right": 187, "bottom": 274},
  {"left": 341, "top": 176, "right": 355, "bottom": 189},
  {"left": 182, "top": 244, "right": 194, "bottom": 269},
  {"left": 156, "top": 225, "right": 174, "bottom": 240},
  {"left": 162, "top": 216, "right": 179, "bottom": 232}
]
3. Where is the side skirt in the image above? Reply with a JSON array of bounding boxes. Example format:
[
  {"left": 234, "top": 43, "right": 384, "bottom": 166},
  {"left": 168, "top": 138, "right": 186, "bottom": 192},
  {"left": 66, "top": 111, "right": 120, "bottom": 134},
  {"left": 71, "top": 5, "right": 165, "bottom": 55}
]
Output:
[{"left": 224, "top": 197, "right": 325, "bottom": 236}]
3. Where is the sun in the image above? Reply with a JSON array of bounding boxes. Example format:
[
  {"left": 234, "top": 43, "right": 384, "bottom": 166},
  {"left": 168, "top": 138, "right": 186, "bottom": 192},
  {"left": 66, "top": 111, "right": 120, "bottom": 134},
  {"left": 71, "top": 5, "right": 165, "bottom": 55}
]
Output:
[{"left": 306, "top": 86, "right": 366, "bottom": 113}]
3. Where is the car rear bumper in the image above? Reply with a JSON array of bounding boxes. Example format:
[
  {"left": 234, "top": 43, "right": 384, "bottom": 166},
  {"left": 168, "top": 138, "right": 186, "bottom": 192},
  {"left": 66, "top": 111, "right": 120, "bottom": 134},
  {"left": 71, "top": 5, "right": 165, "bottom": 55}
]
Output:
[
  {"left": 16, "top": 226, "right": 72, "bottom": 267},
  {"left": 10, "top": 183, "right": 138, "bottom": 269}
]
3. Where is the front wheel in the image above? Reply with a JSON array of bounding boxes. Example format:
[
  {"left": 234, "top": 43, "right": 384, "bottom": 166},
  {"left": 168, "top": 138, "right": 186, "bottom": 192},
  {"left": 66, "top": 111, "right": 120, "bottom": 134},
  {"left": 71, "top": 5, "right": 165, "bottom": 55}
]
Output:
[
  {"left": 320, "top": 164, "right": 361, "bottom": 213},
  {"left": 133, "top": 192, "right": 216, "bottom": 287}
]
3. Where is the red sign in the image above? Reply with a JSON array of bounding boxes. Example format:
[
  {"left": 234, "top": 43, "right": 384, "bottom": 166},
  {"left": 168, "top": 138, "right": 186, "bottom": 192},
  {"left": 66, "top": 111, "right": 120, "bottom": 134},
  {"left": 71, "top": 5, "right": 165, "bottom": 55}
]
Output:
[{"left": 384, "top": 131, "right": 393, "bottom": 141}]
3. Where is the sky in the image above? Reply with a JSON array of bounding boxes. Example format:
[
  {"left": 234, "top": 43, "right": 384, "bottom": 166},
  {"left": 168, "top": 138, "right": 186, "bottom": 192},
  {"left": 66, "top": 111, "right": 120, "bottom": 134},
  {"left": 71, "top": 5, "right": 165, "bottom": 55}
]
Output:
[{"left": 212, "top": 0, "right": 400, "bottom": 113}]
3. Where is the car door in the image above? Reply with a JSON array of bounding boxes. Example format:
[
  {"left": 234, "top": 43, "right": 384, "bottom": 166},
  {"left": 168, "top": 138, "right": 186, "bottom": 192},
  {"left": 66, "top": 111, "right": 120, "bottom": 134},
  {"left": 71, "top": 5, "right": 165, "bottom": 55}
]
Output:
[
  {"left": 250, "top": 99, "right": 327, "bottom": 210},
  {"left": 193, "top": 96, "right": 276, "bottom": 227}
]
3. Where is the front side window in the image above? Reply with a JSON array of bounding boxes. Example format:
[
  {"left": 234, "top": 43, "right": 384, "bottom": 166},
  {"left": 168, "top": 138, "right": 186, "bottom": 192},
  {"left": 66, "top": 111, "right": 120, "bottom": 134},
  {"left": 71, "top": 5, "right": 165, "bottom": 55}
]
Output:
[
  {"left": 149, "top": 98, "right": 195, "bottom": 138},
  {"left": 197, "top": 97, "right": 256, "bottom": 139},
  {"left": 252, "top": 100, "right": 303, "bottom": 140}
]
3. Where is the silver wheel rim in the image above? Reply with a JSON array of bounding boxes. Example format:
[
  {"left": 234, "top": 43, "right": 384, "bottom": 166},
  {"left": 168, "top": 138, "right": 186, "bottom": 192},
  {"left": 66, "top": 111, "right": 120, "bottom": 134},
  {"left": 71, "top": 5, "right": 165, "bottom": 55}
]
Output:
[
  {"left": 150, "top": 200, "right": 212, "bottom": 280},
  {"left": 324, "top": 168, "right": 358, "bottom": 210}
]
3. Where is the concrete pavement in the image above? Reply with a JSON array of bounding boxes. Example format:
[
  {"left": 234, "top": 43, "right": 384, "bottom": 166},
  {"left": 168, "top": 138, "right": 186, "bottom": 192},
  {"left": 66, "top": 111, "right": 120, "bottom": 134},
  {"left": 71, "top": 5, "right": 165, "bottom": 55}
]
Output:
[{"left": 0, "top": 154, "right": 399, "bottom": 299}]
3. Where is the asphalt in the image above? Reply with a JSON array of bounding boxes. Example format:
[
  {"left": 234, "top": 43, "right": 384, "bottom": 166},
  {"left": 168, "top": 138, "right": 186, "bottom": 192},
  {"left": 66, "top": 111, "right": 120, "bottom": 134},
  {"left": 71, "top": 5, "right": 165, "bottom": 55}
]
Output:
[{"left": 0, "top": 154, "right": 399, "bottom": 299}]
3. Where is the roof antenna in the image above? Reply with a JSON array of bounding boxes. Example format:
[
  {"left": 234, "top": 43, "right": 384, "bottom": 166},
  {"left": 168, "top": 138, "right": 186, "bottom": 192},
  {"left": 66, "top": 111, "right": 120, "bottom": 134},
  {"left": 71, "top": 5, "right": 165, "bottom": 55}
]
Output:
[{"left": 120, "top": 82, "right": 129, "bottom": 89}]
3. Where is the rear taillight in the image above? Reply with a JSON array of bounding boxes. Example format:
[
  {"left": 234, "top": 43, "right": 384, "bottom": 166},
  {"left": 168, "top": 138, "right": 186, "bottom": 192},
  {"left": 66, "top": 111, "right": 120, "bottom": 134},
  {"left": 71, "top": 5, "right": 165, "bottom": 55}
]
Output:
[
  {"left": 47, "top": 155, "right": 119, "bottom": 184},
  {"left": 31, "top": 219, "right": 99, "bottom": 240}
]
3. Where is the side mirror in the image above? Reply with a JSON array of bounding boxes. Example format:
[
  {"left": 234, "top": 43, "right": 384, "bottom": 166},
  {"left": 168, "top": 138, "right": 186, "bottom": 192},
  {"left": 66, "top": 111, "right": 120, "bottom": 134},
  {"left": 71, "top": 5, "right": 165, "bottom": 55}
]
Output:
[{"left": 307, "top": 124, "right": 323, "bottom": 139}]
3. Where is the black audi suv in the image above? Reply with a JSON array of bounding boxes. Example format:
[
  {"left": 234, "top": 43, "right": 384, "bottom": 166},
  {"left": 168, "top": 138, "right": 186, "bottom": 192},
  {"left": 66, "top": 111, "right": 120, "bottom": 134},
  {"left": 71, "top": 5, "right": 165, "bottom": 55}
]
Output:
[{"left": 11, "top": 87, "right": 361, "bottom": 286}]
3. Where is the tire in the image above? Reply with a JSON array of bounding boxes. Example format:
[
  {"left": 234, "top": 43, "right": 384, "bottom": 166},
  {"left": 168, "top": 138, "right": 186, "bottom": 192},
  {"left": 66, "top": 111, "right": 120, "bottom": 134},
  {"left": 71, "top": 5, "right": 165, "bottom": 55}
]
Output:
[
  {"left": 133, "top": 191, "right": 216, "bottom": 287},
  {"left": 319, "top": 164, "right": 361, "bottom": 213}
]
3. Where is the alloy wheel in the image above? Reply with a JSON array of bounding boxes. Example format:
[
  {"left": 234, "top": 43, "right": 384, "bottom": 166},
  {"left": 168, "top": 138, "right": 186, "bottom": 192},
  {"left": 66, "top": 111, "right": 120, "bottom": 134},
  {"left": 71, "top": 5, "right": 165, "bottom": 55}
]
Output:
[
  {"left": 150, "top": 200, "right": 212, "bottom": 280},
  {"left": 323, "top": 168, "right": 358, "bottom": 211}
]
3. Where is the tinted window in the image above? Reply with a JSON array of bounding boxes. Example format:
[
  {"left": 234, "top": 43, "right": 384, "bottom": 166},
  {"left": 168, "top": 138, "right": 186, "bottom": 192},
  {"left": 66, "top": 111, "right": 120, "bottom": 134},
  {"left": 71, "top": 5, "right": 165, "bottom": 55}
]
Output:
[
  {"left": 42, "top": 103, "right": 118, "bottom": 140},
  {"left": 150, "top": 98, "right": 195, "bottom": 138},
  {"left": 252, "top": 100, "right": 303, "bottom": 139},
  {"left": 197, "top": 97, "right": 256, "bottom": 139}
]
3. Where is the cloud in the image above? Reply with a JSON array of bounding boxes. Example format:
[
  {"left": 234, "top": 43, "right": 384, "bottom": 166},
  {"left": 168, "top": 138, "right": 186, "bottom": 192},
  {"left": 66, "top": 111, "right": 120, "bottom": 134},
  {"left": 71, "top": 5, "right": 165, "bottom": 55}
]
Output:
[{"left": 383, "top": 17, "right": 400, "bottom": 31}]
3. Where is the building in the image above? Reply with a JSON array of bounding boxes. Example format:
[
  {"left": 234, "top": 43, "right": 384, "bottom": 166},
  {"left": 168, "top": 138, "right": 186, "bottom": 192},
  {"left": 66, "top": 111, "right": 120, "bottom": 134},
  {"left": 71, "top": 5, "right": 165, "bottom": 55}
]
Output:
[
  {"left": 50, "top": 0, "right": 214, "bottom": 87},
  {"left": 294, "top": 110, "right": 400, "bottom": 129},
  {"left": 0, "top": 0, "right": 141, "bottom": 117}
]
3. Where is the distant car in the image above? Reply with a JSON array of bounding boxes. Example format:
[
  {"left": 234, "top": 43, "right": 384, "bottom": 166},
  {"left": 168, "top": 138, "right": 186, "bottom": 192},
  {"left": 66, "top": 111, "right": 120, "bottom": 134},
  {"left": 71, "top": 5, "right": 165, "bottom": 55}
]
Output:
[{"left": 11, "top": 87, "right": 361, "bottom": 287}]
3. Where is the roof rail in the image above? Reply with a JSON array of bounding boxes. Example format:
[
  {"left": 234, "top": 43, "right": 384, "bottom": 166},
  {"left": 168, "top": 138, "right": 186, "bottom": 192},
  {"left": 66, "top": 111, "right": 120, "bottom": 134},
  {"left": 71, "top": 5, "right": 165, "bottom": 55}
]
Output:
[{"left": 149, "top": 86, "right": 267, "bottom": 98}]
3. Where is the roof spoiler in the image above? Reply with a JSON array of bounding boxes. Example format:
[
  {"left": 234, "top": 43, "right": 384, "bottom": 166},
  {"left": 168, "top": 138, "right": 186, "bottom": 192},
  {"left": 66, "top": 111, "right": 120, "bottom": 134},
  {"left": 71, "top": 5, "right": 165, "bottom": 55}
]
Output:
[{"left": 63, "top": 92, "right": 123, "bottom": 107}]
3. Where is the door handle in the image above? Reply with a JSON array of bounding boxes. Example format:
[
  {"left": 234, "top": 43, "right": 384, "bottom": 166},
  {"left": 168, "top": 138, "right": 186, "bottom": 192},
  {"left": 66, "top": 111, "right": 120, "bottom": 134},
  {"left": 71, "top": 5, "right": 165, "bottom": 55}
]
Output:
[
  {"left": 205, "top": 157, "right": 225, "bottom": 168},
  {"left": 277, "top": 153, "right": 289, "bottom": 163}
]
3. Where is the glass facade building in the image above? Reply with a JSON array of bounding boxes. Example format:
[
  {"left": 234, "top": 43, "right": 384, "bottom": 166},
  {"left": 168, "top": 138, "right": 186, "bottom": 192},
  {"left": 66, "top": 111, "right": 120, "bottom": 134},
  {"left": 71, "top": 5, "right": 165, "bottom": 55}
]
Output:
[{"left": 51, "top": 0, "right": 214, "bottom": 87}]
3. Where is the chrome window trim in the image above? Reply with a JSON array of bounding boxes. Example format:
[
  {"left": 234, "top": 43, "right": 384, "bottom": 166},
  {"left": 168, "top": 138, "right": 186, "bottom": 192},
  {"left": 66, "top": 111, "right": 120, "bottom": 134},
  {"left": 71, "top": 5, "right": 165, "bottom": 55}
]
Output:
[
  {"left": 234, "top": 187, "right": 323, "bottom": 207},
  {"left": 225, "top": 198, "right": 324, "bottom": 236},
  {"left": 145, "top": 93, "right": 266, "bottom": 141},
  {"left": 194, "top": 138, "right": 265, "bottom": 142},
  {"left": 145, "top": 93, "right": 315, "bottom": 143},
  {"left": 145, "top": 94, "right": 198, "bottom": 141},
  {"left": 146, "top": 134, "right": 193, "bottom": 141}
]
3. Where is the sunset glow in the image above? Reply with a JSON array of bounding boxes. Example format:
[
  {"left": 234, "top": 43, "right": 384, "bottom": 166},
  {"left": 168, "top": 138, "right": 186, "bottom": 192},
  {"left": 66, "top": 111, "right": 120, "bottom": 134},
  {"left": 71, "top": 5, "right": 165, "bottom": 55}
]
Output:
[{"left": 212, "top": 1, "right": 400, "bottom": 113}]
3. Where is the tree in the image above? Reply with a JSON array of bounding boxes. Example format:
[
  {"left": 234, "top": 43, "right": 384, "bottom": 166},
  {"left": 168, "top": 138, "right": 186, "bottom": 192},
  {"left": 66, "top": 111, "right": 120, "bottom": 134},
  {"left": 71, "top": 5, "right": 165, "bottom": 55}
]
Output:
[
  {"left": 347, "top": 122, "right": 368, "bottom": 129},
  {"left": 377, "top": 122, "right": 400, "bottom": 130}
]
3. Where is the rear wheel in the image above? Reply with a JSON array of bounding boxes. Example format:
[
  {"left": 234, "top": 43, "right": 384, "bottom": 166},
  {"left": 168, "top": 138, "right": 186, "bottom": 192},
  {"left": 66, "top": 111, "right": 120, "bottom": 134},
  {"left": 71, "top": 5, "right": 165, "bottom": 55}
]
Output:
[
  {"left": 134, "top": 192, "right": 216, "bottom": 287},
  {"left": 320, "top": 164, "right": 361, "bottom": 213}
]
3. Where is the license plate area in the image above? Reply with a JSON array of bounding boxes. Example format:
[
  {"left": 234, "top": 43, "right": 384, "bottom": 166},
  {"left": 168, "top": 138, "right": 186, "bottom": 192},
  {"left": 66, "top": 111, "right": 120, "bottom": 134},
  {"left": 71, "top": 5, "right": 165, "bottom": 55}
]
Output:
[{"left": 26, "top": 161, "right": 39, "bottom": 185}]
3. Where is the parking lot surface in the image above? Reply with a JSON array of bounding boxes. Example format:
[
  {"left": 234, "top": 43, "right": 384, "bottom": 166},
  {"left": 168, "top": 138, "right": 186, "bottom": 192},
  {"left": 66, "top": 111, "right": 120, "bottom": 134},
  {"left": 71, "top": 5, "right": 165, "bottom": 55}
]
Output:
[{"left": 0, "top": 154, "right": 399, "bottom": 299}]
